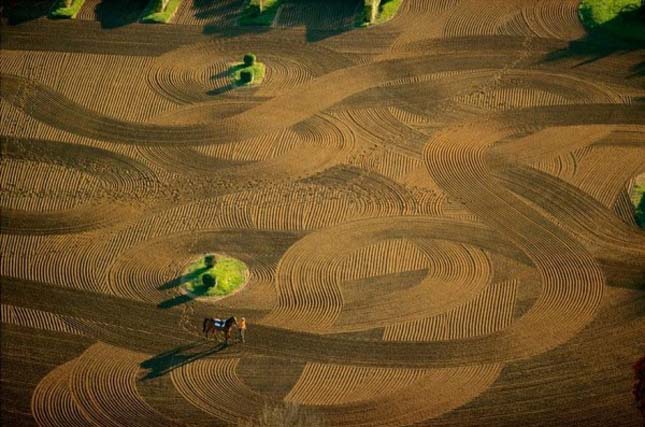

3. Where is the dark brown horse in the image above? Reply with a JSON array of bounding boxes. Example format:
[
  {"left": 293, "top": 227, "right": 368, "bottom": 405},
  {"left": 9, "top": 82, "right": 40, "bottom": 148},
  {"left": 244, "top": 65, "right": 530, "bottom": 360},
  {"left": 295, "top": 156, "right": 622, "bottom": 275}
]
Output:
[{"left": 202, "top": 316, "right": 237, "bottom": 344}]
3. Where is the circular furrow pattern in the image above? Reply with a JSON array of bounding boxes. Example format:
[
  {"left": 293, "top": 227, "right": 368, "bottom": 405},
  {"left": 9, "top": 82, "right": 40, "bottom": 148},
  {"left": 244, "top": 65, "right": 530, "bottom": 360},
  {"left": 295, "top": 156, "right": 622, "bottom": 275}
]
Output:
[
  {"left": 104, "top": 228, "right": 294, "bottom": 310},
  {"left": 66, "top": 343, "right": 182, "bottom": 427},
  {"left": 263, "top": 216, "right": 525, "bottom": 334},
  {"left": 333, "top": 239, "right": 492, "bottom": 333},
  {"left": 147, "top": 36, "right": 350, "bottom": 105},
  {"left": 31, "top": 359, "right": 89, "bottom": 427}
]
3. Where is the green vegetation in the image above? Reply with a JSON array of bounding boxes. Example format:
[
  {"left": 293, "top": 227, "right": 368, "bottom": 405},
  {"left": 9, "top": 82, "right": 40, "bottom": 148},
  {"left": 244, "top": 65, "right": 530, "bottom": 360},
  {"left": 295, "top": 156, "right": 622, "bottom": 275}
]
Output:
[
  {"left": 184, "top": 254, "right": 248, "bottom": 297},
  {"left": 229, "top": 54, "right": 266, "bottom": 86},
  {"left": 631, "top": 177, "right": 645, "bottom": 228},
  {"left": 358, "top": 0, "right": 403, "bottom": 27},
  {"left": 579, "top": 0, "right": 645, "bottom": 42},
  {"left": 141, "top": 0, "right": 183, "bottom": 23},
  {"left": 49, "top": 0, "right": 87, "bottom": 19},
  {"left": 238, "top": 0, "right": 283, "bottom": 26}
]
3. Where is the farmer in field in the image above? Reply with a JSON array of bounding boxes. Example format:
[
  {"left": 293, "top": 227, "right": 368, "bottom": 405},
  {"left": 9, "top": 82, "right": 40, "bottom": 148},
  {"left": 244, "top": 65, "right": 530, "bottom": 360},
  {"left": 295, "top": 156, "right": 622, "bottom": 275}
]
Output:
[{"left": 238, "top": 317, "right": 247, "bottom": 343}]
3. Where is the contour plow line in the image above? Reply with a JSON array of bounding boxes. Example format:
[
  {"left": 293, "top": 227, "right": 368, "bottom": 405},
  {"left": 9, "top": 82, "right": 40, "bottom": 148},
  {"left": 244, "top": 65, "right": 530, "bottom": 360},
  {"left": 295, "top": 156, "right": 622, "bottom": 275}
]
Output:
[{"left": 423, "top": 119, "right": 610, "bottom": 359}]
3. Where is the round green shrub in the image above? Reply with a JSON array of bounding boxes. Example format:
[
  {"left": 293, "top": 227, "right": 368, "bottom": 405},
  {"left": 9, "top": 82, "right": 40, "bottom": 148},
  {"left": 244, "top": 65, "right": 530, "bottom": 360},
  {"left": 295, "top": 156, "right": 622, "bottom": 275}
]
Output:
[
  {"left": 202, "top": 274, "right": 216, "bottom": 288},
  {"left": 243, "top": 53, "right": 256, "bottom": 67},
  {"left": 205, "top": 254, "right": 215, "bottom": 268},
  {"left": 239, "top": 69, "right": 254, "bottom": 84}
]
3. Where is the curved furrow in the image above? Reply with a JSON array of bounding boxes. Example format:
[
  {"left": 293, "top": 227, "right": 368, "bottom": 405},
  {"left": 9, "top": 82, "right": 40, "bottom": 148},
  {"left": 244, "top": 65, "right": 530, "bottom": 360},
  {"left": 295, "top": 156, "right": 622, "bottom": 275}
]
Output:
[
  {"left": 520, "top": 0, "right": 585, "bottom": 41},
  {"left": 424, "top": 122, "right": 604, "bottom": 358},
  {"left": 443, "top": 1, "right": 523, "bottom": 38},
  {"left": 384, "top": 279, "right": 518, "bottom": 341},
  {"left": 0, "top": 49, "right": 175, "bottom": 122},
  {"left": 498, "top": 165, "right": 645, "bottom": 257},
  {"left": 3, "top": 51, "right": 552, "bottom": 146},
  {"left": 104, "top": 228, "right": 294, "bottom": 309},
  {"left": 264, "top": 216, "right": 528, "bottom": 333},
  {"left": 172, "top": 0, "right": 243, "bottom": 27},
  {"left": 274, "top": 0, "right": 360, "bottom": 31},
  {"left": 67, "top": 343, "right": 182, "bottom": 427},
  {"left": 1, "top": 304, "right": 87, "bottom": 337},
  {"left": 308, "top": 364, "right": 503, "bottom": 426},
  {"left": 490, "top": 125, "right": 615, "bottom": 166},
  {"left": 147, "top": 36, "right": 349, "bottom": 105},
  {"left": 170, "top": 358, "right": 267, "bottom": 424},
  {"left": 285, "top": 363, "right": 427, "bottom": 406},
  {"left": 31, "top": 359, "right": 90, "bottom": 427},
  {"left": 334, "top": 239, "right": 492, "bottom": 333},
  {"left": 567, "top": 133, "right": 645, "bottom": 209}
]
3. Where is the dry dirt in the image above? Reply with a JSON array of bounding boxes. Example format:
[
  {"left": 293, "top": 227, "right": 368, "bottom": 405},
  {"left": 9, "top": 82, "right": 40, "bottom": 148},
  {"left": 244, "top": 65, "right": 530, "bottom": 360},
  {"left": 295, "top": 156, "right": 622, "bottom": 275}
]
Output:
[{"left": 1, "top": 0, "right": 644, "bottom": 426}]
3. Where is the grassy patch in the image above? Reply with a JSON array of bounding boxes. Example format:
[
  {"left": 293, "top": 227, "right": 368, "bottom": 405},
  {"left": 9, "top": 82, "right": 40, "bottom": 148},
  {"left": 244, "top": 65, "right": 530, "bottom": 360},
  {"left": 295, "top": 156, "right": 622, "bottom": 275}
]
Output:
[
  {"left": 49, "top": 0, "right": 87, "bottom": 19},
  {"left": 238, "top": 0, "right": 283, "bottom": 26},
  {"left": 229, "top": 62, "right": 266, "bottom": 86},
  {"left": 141, "top": 0, "right": 183, "bottom": 23},
  {"left": 631, "top": 176, "right": 645, "bottom": 228},
  {"left": 184, "top": 255, "right": 248, "bottom": 297},
  {"left": 375, "top": 0, "right": 403, "bottom": 24},
  {"left": 357, "top": 0, "right": 403, "bottom": 27},
  {"left": 579, "top": 0, "right": 645, "bottom": 42}
]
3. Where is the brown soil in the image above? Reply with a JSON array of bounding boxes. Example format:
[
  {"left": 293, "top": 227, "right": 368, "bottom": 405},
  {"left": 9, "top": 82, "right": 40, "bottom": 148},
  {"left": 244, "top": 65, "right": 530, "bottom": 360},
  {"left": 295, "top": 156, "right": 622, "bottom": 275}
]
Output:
[{"left": 1, "top": 0, "right": 644, "bottom": 426}]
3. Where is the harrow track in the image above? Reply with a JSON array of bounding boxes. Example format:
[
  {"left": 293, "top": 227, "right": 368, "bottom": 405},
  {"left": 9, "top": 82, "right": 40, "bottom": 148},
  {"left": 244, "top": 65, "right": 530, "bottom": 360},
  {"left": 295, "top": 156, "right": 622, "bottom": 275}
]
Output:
[{"left": 1, "top": 1, "right": 644, "bottom": 425}]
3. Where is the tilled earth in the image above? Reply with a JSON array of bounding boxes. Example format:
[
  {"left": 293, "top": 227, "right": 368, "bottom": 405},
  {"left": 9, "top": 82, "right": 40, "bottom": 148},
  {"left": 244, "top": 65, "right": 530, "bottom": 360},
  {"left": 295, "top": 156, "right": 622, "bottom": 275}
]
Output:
[{"left": 1, "top": 0, "right": 644, "bottom": 426}]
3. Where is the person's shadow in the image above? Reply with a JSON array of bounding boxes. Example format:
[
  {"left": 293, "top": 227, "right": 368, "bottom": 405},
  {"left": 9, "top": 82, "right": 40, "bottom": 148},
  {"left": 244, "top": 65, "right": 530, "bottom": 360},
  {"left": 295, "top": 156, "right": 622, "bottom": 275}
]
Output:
[{"left": 139, "top": 340, "right": 228, "bottom": 380}]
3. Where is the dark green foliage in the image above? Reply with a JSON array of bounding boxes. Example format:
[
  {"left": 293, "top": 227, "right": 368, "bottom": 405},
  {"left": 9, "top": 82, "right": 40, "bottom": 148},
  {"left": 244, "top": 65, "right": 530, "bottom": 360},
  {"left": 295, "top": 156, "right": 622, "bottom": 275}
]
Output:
[
  {"left": 240, "top": 69, "right": 254, "bottom": 84},
  {"left": 244, "top": 53, "right": 257, "bottom": 67},
  {"left": 205, "top": 255, "right": 215, "bottom": 268},
  {"left": 635, "top": 193, "right": 645, "bottom": 228},
  {"left": 202, "top": 274, "right": 216, "bottom": 288}
]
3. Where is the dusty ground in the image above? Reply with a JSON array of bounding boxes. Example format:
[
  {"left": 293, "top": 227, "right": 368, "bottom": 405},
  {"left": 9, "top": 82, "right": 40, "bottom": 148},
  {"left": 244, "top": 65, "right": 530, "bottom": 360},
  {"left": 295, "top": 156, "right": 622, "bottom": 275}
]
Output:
[{"left": 1, "top": 0, "right": 644, "bottom": 426}]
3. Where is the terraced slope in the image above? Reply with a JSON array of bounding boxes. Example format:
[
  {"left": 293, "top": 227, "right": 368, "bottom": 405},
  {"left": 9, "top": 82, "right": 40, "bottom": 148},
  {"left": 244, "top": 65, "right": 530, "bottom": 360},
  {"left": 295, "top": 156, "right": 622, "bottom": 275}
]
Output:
[{"left": 1, "top": 0, "right": 644, "bottom": 426}]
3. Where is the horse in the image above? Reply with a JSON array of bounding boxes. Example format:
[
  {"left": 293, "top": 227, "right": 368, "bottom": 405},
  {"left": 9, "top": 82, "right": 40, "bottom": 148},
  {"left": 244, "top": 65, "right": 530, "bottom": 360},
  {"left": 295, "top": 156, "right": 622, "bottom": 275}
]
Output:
[{"left": 202, "top": 316, "right": 237, "bottom": 344}]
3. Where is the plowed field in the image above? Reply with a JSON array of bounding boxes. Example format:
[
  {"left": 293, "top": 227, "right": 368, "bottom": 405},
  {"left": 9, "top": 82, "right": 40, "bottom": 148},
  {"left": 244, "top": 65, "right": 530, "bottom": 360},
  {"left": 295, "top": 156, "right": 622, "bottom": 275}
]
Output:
[{"left": 1, "top": 0, "right": 644, "bottom": 426}]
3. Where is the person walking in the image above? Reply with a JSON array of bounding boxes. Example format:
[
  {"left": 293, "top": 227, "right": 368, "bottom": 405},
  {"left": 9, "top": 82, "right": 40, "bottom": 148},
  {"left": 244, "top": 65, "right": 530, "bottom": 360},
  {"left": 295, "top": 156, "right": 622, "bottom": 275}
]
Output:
[{"left": 238, "top": 317, "right": 247, "bottom": 343}]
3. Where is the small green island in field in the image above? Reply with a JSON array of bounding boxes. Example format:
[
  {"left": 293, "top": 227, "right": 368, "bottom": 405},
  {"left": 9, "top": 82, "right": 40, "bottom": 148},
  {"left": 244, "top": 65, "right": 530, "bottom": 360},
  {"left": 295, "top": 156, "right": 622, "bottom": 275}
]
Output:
[
  {"left": 631, "top": 174, "right": 645, "bottom": 229},
  {"left": 141, "top": 0, "right": 183, "bottom": 23},
  {"left": 183, "top": 254, "right": 248, "bottom": 298},
  {"left": 578, "top": 0, "right": 644, "bottom": 42},
  {"left": 49, "top": 0, "right": 86, "bottom": 19},
  {"left": 229, "top": 53, "right": 266, "bottom": 86}
]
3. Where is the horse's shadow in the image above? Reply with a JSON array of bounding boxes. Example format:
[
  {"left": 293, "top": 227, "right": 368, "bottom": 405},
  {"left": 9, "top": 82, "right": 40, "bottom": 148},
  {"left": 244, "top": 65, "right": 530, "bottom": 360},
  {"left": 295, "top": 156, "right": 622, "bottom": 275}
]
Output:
[{"left": 139, "top": 340, "right": 228, "bottom": 380}]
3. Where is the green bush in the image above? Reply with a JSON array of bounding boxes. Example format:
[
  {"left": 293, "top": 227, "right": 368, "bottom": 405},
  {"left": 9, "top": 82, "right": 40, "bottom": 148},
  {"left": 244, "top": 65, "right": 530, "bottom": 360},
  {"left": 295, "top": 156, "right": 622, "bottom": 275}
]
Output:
[
  {"left": 244, "top": 53, "right": 257, "bottom": 67},
  {"left": 141, "top": 0, "right": 182, "bottom": 23},
  {"left": 635, "top": 192, "right": 645, "bottom": 228},
  {"left": 49, "top": 0, "right": 87, "bottom": 19},
  {"left": 205, "top": 254, "right": 215, "bottom": 268},
  {"left": 238, "top": 0, "right": 282, "bottom": 26},
  {"left": 202, "top": 274, "right": 216, "bottom": 288},
  {"left": 240, "top": 70, "right": 254, "bottom": 84},
  {"left": 578, "top": 0, "right": 644, "bottom": 42}
]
